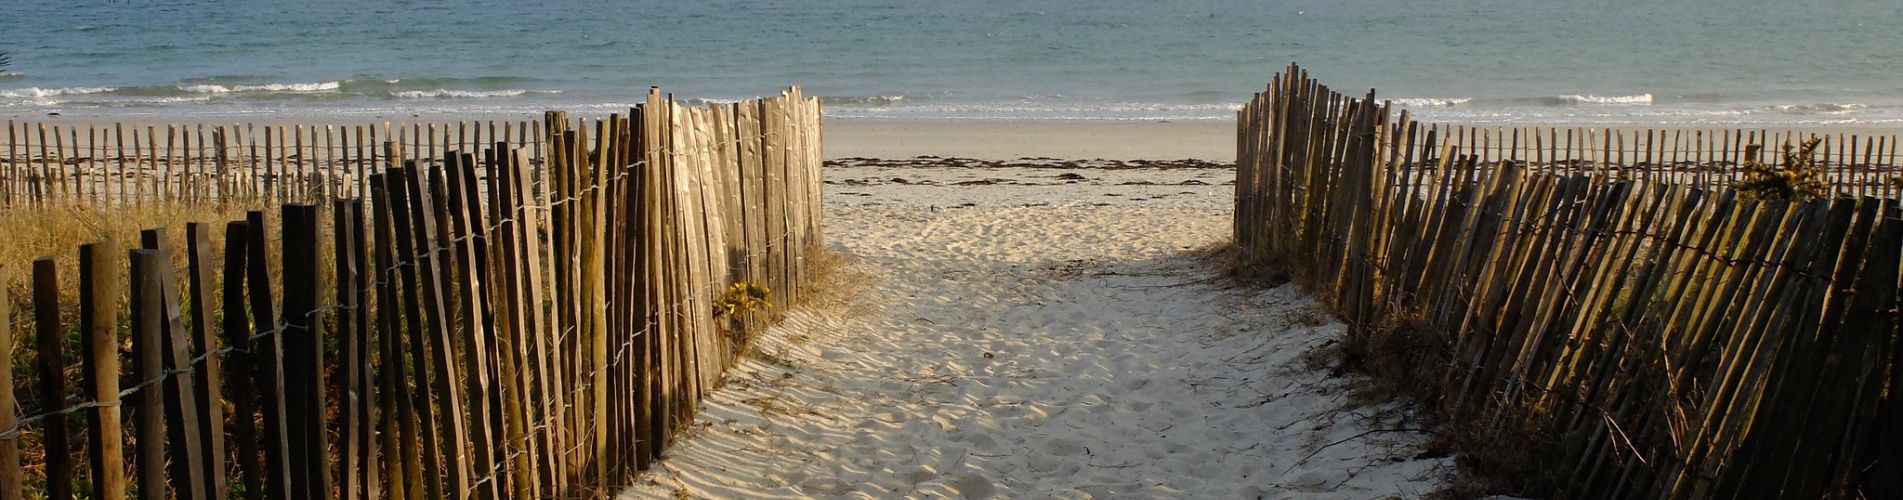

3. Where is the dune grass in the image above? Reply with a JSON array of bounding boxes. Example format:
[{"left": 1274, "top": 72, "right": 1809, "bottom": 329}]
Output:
[
  {"left": 2, "top": 200, "right": 272, "bottom": 323},
  {"left": 1, "top": 199, "right": 279, "bottom": 497}
]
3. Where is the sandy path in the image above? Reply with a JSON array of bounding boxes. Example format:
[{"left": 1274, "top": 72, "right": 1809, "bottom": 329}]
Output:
[{"left": 623, "top": 164, "right": 1447, "bottom": 499}]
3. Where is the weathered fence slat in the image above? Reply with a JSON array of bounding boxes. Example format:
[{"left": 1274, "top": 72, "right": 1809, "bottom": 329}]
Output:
[
  {"left": 281, "top": 205, "right": 332, "bottom": 500},
  {"left": 31, "top": 259, "right": 73, "bottom": 500},
  {"left": 220, "top": 221, "right": 265, "bottom": 499},
  {"left": 0, "top": 266, "right": 17, "bottom": 500},
  {"left": 79, "top": 244, "right": 127, "bottom": 499},
  {"left": 334, "top": 198, "right": 374, "bottom": 500},
  {"left": 128, "top": 250, "right": 169, "bottom": 500},
  {"left": 184, "top": 223, "right": 229, "bottom": 500},
  {"left": 140, "top": 229, "right": 210, "bottom": 500}
]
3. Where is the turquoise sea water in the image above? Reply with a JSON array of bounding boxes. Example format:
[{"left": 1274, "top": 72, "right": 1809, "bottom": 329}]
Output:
[{"left": 3, "top": 0, "right": 1901, "bottom": 124}]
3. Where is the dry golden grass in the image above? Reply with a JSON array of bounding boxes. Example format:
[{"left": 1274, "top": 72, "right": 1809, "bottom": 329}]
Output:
[
  {"left": 1, "top": 200, "right": 271, "bottom": 310},
  {"left": 732, "top": 249, "right": 875, "bottom": 370},
  {"left": 0, "top": 198, "right": 304, "bottom": 420},
  {"left": 0, "top": 198, "right": 279, "bottom": 499},
  {"left": 798, "top": 248, "right": 878, "bottom": 315},
  {"left": 1182, "top": 240, "right": 1292, "bottom": 289}
]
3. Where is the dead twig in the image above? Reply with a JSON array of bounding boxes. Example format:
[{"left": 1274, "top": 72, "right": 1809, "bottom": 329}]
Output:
[{"left": 1285, "top": 427, "right": 1432, "bottom": 473}]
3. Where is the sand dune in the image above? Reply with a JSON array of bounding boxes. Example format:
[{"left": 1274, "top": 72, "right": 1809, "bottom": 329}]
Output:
[{"left": 622, "top": 162, "right": 1447, "bottom": 499}]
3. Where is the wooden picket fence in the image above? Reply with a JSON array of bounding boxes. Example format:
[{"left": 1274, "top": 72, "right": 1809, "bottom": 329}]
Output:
[
  {"left": 1235, "top": 64, "right": 1900, "bottom": 499},
  {"left": 1353, "top": 125, "right": 1903, "bottom": 200},
  {"left": 5, "top": 113, "right": 563, "bottom": 205},
  {"left": 0, "top": 87, "right": 826, "bottom": 499}
]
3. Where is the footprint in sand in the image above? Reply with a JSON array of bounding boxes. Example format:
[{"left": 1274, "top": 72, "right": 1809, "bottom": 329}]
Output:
[
  {"left": 948, "top": 474, "right": 997, "bottom": 499},
  {"left": 799, "top": 477, "right": 854, "bottom": 495},
  {"left": 1182, "top": 451, "right": 1221, "bottom": 479},
  {"left": 956, "top": 431, "right": 999, "bottom": 451},
  {"left": 1027, "top": 453, "right": 1083, "bottom": 476},
  {"left": 766, "top": 470, "right": 807, "bottom": 487},
  {"left": 1041, "top": 437, "right": 1087, "bottom": 456},
  {"left": 1285, "top": 469, "right": 1340, "bottom": 492},
  {"left": 908, "top": 465, "right": 940, "bottom": 484}
]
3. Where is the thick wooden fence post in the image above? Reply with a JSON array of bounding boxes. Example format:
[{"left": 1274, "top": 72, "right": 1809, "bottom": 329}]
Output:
[
  {"left": 335, "top": 198, "right": 376, "bottom": 500},
  {"left": 485, "top": 145, "right": 540, "bottom": 498},
  {"left": 244, "top": 210, "right": 295, "bottom": 500},
  {"left": 184, "top": 223, "right": 228, "bottom": 500},
  {"left": 584, "top": 119, "right": 611, "bottom": 489},
  {"left": 627, "top": 105, "right": 658, "bottom": 474},
  {"left": 369, "top": 172, "right": 423, "bottom": 500},
  {"left": 0, "top": 265, "right": 20, "bottom": 500},
  {"left": 503, "top": 147, "right": 560, "bottom": 495},
  {"left": 544, "top": 116, "right": 576, "bottom": 491},
  {"left": 220, "top": 221, "right": 266, "bottom": 499},
  {"left": 639, "top": 94, "right": 665, "bottom": 470},
  {"left": 78, "top": 244, "right": 126, "bottom": 499},
  {"left": 281, "top": 204, "right": 332, "bottom": 500},
  {"left": 141, "top": 229, "right": 208, "bottom": 500},
  {"left": 394, "top": 161, "right": 474, "bottom": 498},
  {"left": 128, "top": 250, "right": 168, "bottom": 500},
  {"left": 31, "top": 258, "right": 73, "bottom": 500},
  {"left": 443, "top": 152, "right": 504, "bottom": 499}
]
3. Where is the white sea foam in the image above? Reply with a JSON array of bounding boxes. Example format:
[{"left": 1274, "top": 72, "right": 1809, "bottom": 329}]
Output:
[
  {"left": 685, "top": 97, "right": 745, "bottom": 106},
  {"left": 0, "top": 86, "right": 116, "bottom": 98},
  {"left": 1555, "top": 93, "right": 1654, "bottom": 105},
  {"left": 1773, "top": 103, "right": 1867, "bottom": 114},
  {"left": 1392, "top": 97, "right": 1473, "bottom": 107},
  {"left": 180, "top": 81, "right": 342, "bottom": 93},
  {"left": 391, "top": 89, "right": 533, "bottom": 98},
  {"left": 239, "top": 82, "right": 341, "bottom": 92},
  {"left": 822, "top": 95, "right": 909, "bottom": 106},
  {"left": 125, "top": 95, "right": 216, "bottom": 104},
  {"left": 177, "top": 84, "right": 230, "bottom": 93}
]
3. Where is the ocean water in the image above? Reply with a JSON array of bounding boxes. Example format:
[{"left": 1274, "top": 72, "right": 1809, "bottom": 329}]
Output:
[{"left": 3, "top": 0, "right": 1901, "bottom": 124}]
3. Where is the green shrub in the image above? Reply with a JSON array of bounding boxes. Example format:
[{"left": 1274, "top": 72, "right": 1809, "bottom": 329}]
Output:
[{"left": 1737, "top": 136, "right": 1829, "bottom": 202}]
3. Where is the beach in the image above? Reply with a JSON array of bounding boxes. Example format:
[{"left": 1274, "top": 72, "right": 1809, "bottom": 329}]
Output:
[
  {"left": 2, "top": 112, "right": 1895, "bottom": 498},
  {"left": 7, "top": 0, "right": 1903, "bottom": 497},
  {"left": 621, "top": 159, "right": 1449, "bottom": 499}
]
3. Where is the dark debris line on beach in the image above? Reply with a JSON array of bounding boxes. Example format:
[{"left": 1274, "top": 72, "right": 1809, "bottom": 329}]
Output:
[{"left": 826, "top": 157, "right": 1234, "bottom": 170}]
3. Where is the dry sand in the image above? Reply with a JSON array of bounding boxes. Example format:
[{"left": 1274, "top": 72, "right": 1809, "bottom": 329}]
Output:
[
  {"left": 823, "top": 120, "right": 1236, "bottom": 161},
  {"left": 621, "top": 162, "right": 1448, "bottom": 499}
]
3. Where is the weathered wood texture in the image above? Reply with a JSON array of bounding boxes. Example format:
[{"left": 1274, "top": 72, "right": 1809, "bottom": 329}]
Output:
[
  {"left": 0, "top": 89, "right": 824, "bottom": 499},
  {"left": 1235, "top": 65, "right": 1902, "bottom": 499}
]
